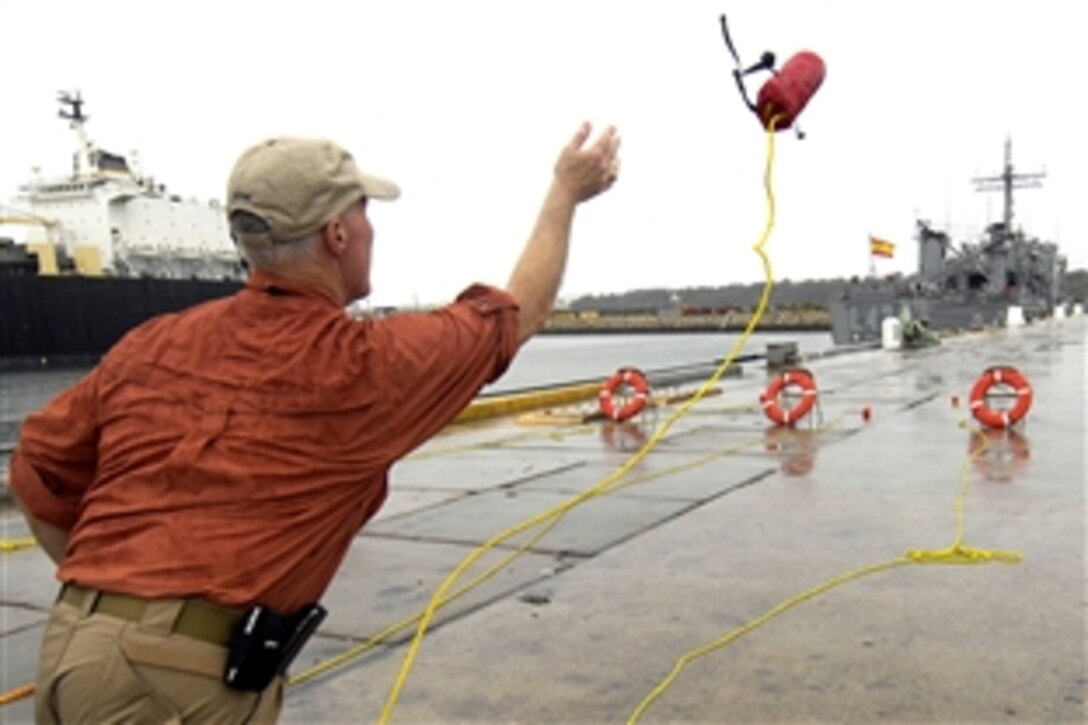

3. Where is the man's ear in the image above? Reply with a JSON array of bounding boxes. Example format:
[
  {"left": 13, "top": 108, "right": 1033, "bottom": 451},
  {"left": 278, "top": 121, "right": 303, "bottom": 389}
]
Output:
[{"left": 320, "top": 220, "right": 347, "bottom": 257}]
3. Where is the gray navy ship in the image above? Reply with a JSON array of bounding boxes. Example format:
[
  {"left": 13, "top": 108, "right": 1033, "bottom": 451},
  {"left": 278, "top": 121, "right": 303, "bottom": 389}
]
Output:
[{"left": 829, "top": 139, "right": 1070, "bottom": 345}]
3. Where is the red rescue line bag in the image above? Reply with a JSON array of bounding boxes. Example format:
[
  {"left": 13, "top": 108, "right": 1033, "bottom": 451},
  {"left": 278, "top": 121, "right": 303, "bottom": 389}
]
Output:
[{"left": 756, "top": 51, "right": 826, "bottom": 131}]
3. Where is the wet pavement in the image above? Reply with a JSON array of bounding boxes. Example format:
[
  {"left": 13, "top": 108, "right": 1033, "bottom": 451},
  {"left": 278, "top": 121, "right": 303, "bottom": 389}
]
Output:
[{"left": 1, "top": 318, "right": 1084, "bottom": 723}]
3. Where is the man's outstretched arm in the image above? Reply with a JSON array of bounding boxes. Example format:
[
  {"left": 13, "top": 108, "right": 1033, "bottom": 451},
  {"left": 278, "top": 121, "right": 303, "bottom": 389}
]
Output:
[{"left": 506, "top": 122, "right": 621, "bottom": 344}]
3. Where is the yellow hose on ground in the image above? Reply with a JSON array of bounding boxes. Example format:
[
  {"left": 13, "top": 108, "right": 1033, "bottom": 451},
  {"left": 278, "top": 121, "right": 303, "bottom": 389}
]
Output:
[{"left": 626, "top": 419, "right": 1023, "bottom": 721}]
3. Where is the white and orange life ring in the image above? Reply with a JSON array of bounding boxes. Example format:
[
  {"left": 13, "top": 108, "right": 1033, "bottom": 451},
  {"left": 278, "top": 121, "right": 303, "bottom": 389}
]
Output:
[
  {"left": 599, "top": 368, "right": 651, "bottom": 422},
  {"left": 968, "top": 366, "right": 1033, "bottom": 429},
  {"left": 760, "top": 368, "right": 817, "bottom": 426}
]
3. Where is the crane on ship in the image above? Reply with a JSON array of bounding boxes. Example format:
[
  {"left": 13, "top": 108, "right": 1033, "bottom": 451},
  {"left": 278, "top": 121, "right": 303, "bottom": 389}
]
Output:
[{"left": 0, "top": 206, "right": 59, "bottom": 230}]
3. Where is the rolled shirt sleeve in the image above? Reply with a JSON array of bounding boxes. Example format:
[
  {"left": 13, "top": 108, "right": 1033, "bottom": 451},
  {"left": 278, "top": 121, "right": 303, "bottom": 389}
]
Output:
[{"left": 8, "top": 369, "right": 101, "bottom": 530}]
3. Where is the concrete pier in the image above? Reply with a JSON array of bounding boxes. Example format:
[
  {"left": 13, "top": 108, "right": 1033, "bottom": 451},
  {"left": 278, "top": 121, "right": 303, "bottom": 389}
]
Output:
[{"left": 1, "top": 318, "right": 1084, "bottom": 723}]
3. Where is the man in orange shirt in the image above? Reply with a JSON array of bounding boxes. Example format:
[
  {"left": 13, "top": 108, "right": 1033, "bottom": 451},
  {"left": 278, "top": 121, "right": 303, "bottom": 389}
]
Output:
[{"left": 10, "top": 123, "right": 620, "bottom": 722}]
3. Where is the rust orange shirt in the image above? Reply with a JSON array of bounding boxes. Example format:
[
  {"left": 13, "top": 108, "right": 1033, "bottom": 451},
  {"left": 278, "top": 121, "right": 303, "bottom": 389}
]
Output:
[{"left": 10, "top": 270, "right": 519, "bottom": 613}]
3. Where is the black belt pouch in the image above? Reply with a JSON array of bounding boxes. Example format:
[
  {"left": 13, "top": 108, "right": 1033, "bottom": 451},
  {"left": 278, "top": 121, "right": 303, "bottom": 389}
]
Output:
[{"left": 223, "top": 603, "right": 327, "bottom": 691}]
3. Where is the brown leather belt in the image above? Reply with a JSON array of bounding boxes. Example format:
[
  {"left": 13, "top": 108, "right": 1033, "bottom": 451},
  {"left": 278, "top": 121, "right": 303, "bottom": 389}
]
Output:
[{"left": 59, "top": 584, "right": 242, "bottom": 646}]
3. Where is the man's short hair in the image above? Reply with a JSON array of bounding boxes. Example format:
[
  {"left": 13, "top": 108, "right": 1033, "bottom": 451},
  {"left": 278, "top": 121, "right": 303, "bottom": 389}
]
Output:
[{"left": 229, "top": 210, "right": 272, "bottom": 238}]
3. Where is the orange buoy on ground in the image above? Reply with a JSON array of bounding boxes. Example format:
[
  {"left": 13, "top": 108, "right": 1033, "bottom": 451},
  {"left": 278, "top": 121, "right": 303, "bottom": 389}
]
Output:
[
  {"left": 969, "top": 366, "right": 1033, "bottom": 429},
  {"left": 761, "top": 368, "right": 817, "bottom": 426},
  {"left": 599, "top": 368, "right": 651, "bottom": 422}
]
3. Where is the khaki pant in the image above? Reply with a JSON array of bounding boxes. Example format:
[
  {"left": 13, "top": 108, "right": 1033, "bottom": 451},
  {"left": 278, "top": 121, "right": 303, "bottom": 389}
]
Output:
[{"left": 35, "top": 592, "right": 283, "bottom": 724}]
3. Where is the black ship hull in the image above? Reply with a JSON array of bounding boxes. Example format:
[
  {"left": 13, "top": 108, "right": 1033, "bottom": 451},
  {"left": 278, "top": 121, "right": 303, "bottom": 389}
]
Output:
[{"left": 1, "top": 275, "right": 242, "bottom": 370}]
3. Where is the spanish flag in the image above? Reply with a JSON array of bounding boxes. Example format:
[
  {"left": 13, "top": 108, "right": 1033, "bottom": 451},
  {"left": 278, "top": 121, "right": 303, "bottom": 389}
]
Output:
[{"left": 869, "top": 235, "right": 895, "bottom": 258}]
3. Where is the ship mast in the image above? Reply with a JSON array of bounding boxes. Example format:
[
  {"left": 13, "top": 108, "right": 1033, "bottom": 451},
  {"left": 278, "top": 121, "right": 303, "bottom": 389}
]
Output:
[
  {"left": 57, "top": 90, "right": 94, "bottom": 179},
  {"left": 971, "top": 137, "right": 1045, "bottom": 231}
]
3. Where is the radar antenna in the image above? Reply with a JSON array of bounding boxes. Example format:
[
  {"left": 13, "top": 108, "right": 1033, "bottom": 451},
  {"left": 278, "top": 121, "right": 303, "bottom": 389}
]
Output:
[
  {"left": 57, "top": 90, "right": 88, "bottom": 125},
  {"left": 972, "top": 137, "right": 1045, "bottom": 231}
]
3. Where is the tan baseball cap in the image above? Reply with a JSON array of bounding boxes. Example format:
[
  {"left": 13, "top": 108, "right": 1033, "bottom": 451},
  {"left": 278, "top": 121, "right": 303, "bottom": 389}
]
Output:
[{"left": 226, "top": 136, "right": 400, "bottom": 245}]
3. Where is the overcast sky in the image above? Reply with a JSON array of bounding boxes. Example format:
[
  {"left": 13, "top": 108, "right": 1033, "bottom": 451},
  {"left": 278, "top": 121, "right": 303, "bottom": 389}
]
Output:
[{"left": 1, "top": 0, "right": 1083, "bottom": 307}]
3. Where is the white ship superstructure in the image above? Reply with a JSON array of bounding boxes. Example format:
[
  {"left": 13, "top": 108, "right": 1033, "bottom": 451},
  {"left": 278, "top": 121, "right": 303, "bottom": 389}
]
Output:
[{"left": 4, "top": 91, "right": 243, "bottom": 281}]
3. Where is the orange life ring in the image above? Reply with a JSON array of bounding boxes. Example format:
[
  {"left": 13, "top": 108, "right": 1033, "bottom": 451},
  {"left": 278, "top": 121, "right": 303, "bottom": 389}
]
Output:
[
  {"left": 760, "top": 368, "right": 817, "bottom": 426},
  {"left": 599, "top": 368, "right": 651, "bottom": 422},
  {"left": 968, "top": 366, "right": 1033, "bottom": 429}
]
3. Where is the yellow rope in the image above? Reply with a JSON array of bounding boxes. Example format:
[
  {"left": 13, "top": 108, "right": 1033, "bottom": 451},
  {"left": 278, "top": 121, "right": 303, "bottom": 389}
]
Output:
[
  {"left": 627, "top": 421, "right": 1024, "bottom": 722},
  {"left": 904, "top": 424, "right": 1022, "bottom": 566},
  {"left": 290, "top": 504, "right": 565, "bottom": 687},
  {"left": 628, "top": 558, "right": 912, "bottom": 723},
  {"left": 293, "top": 411, "right": 852, "bottom": 689},
  {"left": 0, "top": 540, "right": 40, "bottom": 706},
  {"left": 377, "top": 117, "right": 786, "bottom": 723},
  {"left": 0, "top": 683, "right": 35, "bottom": 707},
  {"left": 0, "top": 536, "right": 37, "bottom": 553}
]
